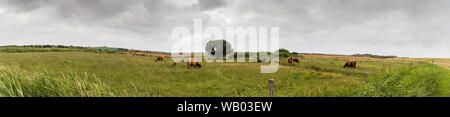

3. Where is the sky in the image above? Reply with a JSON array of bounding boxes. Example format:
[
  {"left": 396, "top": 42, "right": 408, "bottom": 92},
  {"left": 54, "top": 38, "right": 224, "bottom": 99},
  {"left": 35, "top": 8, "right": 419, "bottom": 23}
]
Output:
[{"left": 0, "top": 0, "right": 449, "bottom": 58}]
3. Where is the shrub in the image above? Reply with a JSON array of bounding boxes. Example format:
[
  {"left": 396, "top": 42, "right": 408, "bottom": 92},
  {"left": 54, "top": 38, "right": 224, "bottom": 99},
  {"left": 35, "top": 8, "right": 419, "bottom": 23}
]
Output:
[
  {"left": 290, "top": 52, "right": 305, "bottom": 58},
  {"left": 277, "top": 48, "right": 291, "bottom": 58}
]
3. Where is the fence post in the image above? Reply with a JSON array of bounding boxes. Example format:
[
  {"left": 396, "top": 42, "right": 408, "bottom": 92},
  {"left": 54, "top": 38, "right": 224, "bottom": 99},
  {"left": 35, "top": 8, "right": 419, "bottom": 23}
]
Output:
[{"left": 268, "top": 79, "right": 274, "bottom": 97}]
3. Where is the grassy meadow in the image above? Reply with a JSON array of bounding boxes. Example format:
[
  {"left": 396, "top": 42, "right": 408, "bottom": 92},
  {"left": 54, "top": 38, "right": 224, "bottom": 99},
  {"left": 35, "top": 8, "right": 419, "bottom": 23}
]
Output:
[{"left": 0, "top": 46, "right": 448, "bottom": 97}]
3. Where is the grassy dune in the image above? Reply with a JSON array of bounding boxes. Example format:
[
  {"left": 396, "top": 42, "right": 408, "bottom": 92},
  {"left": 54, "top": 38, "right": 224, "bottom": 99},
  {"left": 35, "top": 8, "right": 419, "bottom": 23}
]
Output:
[{"left": 0, "top": 47, "right": 447, "bottom": 97}]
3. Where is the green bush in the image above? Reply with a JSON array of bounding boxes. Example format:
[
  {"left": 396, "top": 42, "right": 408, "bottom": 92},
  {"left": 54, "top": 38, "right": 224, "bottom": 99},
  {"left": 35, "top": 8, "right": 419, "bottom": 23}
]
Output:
[
  {"left": 290, "top": 52, "right": 304, "bottom": 58},
  {"left": 277, "top": 48, "right": 291, "bottom": 58}
]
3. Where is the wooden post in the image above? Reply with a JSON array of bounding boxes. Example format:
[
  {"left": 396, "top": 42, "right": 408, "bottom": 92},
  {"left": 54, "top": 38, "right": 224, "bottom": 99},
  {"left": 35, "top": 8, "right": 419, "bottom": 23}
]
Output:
[{"left": 268, "top": 79, "right": 274, "bottom": 97}]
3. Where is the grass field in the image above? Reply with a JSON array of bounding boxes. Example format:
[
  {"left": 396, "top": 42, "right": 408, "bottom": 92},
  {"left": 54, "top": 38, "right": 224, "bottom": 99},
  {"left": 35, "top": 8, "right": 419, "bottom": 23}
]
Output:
[{"left": 0, "top": 47, "right": 448, "bottom": 97}]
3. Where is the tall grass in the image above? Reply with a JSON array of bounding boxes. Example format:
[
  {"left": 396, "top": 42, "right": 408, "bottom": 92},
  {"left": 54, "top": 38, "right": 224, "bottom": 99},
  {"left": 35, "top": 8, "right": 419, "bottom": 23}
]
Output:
[
  {"left": 0, "top": 66, "right": 115, "bottom": 97},
  {"left": 0, "top": 63, "right": 441, "bottom": 97},
  {"left": 355, "top": 63, "right": 442, "bottom": 97},
  {"left": 0, "top": 47, "right": 446, "bottom": 97}
]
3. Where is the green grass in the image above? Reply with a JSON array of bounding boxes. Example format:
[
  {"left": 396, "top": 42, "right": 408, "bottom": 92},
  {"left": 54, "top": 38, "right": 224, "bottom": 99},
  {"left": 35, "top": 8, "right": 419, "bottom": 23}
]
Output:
[
  {"left": 0, "top": 66, "right": 114, "bottom": 97},
  {"left": 355, "top": 63, "right": 444, "bottom": 97},
  {"left": 0, "top": 47, "right": 447, "bottom": 97},
  {"left": 438, "top": 68, "right": 450, "bottom": 97},
  {"left": 0, "top": 52, "right": 366, "bottom": 97}
]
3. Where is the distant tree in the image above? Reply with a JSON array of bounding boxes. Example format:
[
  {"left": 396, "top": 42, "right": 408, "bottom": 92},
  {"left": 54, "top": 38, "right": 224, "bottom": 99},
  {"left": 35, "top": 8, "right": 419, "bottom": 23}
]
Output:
[
  {"left": 290, "top": 52, "right": 304, "bottom": 58},
  {"left": 205, "top": 40, "right": 234, "bottom": 58},
  {"left": 277, "top": 48, "right": 291, "bottom": 58}
]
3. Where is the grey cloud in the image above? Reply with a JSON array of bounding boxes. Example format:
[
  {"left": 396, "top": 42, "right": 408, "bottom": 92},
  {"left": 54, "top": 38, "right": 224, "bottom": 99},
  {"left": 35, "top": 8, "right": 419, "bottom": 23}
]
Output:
[
  {"left": 197, "top": 0, "right": 228, "bottom": 10},
  {"left": 0, "top": 0, "right": 450, "bottom": 57},
  {"left": 1, "top": 0, "right": 44, "bottom": 12},
  {"left": 1, "top": 0, "right": 211, "bottom": 34},
  {"left": 54, "top": 0, "right": 135, "bottom": 19},
  {"left": 2, "top": 0, "right": 136, "bottom": 19}
]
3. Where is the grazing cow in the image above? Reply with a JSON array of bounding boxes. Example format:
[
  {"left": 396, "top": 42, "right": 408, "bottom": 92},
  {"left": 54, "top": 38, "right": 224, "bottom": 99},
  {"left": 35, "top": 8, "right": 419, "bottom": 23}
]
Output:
[
  {"left": 293, "top": 58, "right": 300, "bottom": 63},
  {"left": 187, "top": 59, "right": 202, "bottom": 68},
  {"left": 287, "top": 57, "right": 300, "bottom": 64},
  {"left": 155, "top": 56, "right": 164, "bottom": 62},
  {"left": 172, "top": 62, "right": 177, "bottom": 66},
  {"left": 344, "top": 60, "right": 357, "bottom": 68}
]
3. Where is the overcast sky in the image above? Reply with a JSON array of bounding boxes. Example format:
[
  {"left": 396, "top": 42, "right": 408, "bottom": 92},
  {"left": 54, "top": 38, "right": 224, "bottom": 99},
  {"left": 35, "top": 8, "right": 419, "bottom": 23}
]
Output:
[{"left": 0, "top": 0, "right": 449, "bottom": 58}]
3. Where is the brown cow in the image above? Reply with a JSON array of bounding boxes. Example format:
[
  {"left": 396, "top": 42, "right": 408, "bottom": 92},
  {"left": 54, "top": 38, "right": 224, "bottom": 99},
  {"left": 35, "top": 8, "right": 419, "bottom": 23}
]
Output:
[
  {"left": 344, "top": 60, "right": 357, "bottom": 68},
  {"left": 155, "top": 56, "right": 164, "bottom": 62},
  {"left": 172, "top": 62, "right": 177, "bottom": 66},
  {"left": 293, "top": 58, "right": 300, "bottom": 63},
  {"left": 287, "top": 57, "right": 300, "bottom": 64},
  {"left": 187, "top": 58, "right": 202, "bottom": 68}
]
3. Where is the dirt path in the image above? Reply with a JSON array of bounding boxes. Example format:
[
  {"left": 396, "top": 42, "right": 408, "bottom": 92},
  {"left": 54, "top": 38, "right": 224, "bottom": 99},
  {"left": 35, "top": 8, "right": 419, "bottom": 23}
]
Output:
[{"left": 433, "top": 59, "right": 450, "bottom": 69}]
